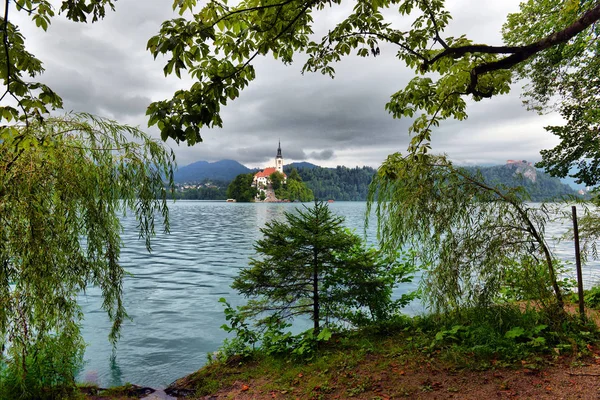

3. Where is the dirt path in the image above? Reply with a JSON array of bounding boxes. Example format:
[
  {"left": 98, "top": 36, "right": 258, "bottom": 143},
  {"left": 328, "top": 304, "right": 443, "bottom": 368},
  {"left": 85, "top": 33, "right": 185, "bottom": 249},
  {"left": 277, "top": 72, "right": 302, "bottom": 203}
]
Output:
[{"left": 195, "top": 357, "right": 600, "bottom": 399}]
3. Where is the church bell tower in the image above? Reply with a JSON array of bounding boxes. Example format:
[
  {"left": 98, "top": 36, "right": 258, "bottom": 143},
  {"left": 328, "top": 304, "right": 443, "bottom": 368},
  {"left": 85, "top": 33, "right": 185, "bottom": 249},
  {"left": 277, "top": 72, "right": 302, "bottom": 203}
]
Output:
[{"left": 275, "top": 140, "right": 283, "bottom": 173}]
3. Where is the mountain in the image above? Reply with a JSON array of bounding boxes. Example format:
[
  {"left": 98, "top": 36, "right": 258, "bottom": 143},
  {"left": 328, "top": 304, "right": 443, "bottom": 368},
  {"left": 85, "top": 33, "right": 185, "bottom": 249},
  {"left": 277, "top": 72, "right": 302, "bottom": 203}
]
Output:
[
  {"left": 559, "top": 176, "right": 586, "bottom": 191},
  {"left": 287, "top": 161, "right": 319, "bottom": 170},
  {"left": 174, "top": 160, "right": 316, "bottom": 183},
  {"left": 285, "top": 165, "right": 377, "bottom": 201},
  {"left": 462, "top": 161, "right": 580, "bottom": 201},
  {"left": 174, "top": 159, "right": 251, "bottom": 183},
  {"left": 174, "top": 158, "right": 580, "bottom": 202}
]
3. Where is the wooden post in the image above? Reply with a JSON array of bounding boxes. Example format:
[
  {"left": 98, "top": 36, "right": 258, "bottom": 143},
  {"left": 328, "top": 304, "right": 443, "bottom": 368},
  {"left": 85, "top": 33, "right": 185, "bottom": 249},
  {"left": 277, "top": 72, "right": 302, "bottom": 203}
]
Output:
[{"left": 572, "top": 206, "right": 585, "bottom": 320}]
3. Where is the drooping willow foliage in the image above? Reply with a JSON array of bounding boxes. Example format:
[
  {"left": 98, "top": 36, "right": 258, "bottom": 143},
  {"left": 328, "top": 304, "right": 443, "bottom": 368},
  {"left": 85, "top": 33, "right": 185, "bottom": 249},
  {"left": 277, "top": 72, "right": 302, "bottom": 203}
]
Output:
[
  {"left": 0, "top": 113, "right": 175, "bottom": 398},
  {"left": 367, "top": 153, "right": 563, "bottom": 314}
]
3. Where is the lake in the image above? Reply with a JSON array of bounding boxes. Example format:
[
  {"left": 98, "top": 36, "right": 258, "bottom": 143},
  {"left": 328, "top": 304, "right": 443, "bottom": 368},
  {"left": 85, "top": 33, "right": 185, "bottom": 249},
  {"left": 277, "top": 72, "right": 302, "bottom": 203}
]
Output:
[{"left": 78, "top": 201, "right": 599, "bottom": 388}]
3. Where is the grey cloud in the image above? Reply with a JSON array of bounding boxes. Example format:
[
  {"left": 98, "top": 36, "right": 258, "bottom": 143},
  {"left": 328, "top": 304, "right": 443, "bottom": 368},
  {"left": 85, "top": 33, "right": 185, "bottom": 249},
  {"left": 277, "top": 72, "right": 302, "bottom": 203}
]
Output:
[
  {"left": 40, "top": 64, "right": 152, "bottom": 118},
  {"left": 308, "top": 149, "right": 335, "bottom": 160},
  {"left": 7, "top": 0, "right": 559, "bottom": 170}
]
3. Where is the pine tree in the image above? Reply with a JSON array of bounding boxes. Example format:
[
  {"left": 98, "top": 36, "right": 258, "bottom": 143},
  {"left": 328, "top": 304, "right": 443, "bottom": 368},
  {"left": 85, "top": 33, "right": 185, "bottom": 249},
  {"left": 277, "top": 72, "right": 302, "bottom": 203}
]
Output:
[{"left": 233, "top": 201, "right": 414, "bottom": 333}]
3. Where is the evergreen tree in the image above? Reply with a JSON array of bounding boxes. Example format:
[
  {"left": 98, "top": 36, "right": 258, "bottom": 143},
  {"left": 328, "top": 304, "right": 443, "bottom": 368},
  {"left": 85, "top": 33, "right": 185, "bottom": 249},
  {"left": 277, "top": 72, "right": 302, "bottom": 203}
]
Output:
[
  {"left": 232, "top": 202, "right": 414, "bottom": 333},
  {"left": 288, "top": 167, "right": 302, "bottom": 182}
]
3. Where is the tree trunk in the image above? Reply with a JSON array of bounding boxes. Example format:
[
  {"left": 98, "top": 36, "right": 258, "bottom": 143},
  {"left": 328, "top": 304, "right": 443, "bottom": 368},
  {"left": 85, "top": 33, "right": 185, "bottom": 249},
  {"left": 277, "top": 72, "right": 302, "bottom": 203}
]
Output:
[{"left": 313, "top": 246, "right": 319, "bottom": 335}]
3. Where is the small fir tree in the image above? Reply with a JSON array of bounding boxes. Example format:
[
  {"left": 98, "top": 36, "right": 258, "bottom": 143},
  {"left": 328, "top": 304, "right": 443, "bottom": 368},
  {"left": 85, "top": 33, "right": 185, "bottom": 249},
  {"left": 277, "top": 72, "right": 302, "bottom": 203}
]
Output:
[{"left": 232, "top": 201, "right": 415, "bottom": 333}]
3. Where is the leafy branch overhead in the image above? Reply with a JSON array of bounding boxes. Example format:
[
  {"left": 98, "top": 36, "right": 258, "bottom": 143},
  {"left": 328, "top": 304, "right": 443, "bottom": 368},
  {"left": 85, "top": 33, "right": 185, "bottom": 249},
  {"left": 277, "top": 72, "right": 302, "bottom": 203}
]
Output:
[
  {"left": 146, "top": 0, "right": 600, "bottom": 149},
  {"left": 0, "top": 1, "right": 118, "bottom": 127}
]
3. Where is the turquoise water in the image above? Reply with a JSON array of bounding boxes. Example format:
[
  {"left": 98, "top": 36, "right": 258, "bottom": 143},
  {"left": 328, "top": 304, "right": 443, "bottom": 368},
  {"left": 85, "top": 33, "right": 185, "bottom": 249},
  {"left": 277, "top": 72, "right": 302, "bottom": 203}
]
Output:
[
  {"left": 78, "top": 201, "right": 421, "bottom": 388},
  {"left": 77, "top": 201, "right": 597, "bottom": 388}
]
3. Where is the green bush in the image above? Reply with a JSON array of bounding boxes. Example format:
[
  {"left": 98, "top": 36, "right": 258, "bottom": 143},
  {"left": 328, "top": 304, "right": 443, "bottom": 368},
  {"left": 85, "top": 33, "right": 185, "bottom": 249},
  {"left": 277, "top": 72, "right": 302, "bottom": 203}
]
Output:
[
  {"left": 0, "top": 330, "right": 84, "bottom": 400},
  {"left": 584, "top": 286, "right": 600, "bottom": 308},
  {"left": 419, "top": 305, "right": 598, "bottom": 366}
]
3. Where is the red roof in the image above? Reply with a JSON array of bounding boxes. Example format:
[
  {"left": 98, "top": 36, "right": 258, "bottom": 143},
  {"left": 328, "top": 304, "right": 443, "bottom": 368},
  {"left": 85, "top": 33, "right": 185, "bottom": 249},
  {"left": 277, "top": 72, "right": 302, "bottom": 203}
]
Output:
[{"left": 254, "top": 167, "right": 286, "bottom": 178}]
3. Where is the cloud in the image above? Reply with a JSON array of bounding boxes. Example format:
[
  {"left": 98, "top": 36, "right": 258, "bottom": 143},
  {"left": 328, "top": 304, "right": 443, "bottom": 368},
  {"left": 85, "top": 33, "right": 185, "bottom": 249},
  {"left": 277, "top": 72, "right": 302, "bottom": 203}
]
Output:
[
  {"left": 8, "top": 0, "right": 560, "bottom": 169},
  {"left": 308, "top": 149, "right": 335, "bottom": 160}
]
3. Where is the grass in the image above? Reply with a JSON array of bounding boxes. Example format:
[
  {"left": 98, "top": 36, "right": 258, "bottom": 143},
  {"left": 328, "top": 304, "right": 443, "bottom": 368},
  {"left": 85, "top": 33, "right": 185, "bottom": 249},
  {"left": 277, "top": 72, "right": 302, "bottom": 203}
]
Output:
[{"left": 163, "top": 304, "right": 600, "bottom": 399}]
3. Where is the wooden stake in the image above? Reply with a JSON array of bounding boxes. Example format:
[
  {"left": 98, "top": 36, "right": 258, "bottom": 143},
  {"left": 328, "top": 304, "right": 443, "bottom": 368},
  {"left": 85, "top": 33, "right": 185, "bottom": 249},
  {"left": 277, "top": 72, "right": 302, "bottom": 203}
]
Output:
[{"left": 572, "top": 205, "right": 585, "bottom": 320}]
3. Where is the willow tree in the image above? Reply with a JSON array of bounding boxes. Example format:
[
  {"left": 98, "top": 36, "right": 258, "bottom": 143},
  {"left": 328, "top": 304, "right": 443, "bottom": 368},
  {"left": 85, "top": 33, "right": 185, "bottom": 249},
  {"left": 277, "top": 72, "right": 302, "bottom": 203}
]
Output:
[
  {"left": 367, "top": 153, "right": 563, "bottom": 313},
  {"left": 0, "top": 113, "right": 174, "bottom": 398}
]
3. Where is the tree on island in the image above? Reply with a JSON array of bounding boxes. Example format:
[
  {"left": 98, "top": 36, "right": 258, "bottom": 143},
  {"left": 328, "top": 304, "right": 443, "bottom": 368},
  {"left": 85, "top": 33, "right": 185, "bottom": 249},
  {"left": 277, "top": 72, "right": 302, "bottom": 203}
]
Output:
[
  {"left": 227, "top": 173, "right": 258, "bottom": 202},
  {"left": 233, "top": 201, "right": 415, "bottom": 333},
  {"left": 269, "top": 171, "right": 285, "bottom": 191},
  {"left": 274, "top": 167, "right": 314, "bottom": 202}
]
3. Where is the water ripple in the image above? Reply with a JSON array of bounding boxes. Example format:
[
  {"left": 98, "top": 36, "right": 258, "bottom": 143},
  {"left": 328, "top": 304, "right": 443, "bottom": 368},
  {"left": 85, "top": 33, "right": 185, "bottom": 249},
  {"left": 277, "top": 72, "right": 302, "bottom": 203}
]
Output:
[{"left": 79, "top": 201, "right": 599, "bottom": 388}]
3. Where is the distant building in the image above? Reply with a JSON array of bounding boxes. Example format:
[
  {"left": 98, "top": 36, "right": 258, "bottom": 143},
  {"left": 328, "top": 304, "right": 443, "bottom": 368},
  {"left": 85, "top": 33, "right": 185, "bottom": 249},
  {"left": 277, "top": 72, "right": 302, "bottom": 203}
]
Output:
[
  {"left": 253, "top": 142, "right": 287, "bottom": 188},
  {"left": 506, "top": 159, "right": 532, "bottom": 167}
]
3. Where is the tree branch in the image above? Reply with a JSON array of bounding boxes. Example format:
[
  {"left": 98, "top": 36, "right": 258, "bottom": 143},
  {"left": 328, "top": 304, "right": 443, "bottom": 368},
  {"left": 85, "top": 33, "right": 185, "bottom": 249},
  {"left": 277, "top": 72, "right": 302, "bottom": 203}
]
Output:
[
  {"left": 2, "top": 0, "right": 11, "bottom": 100},
  {"left": 422, "top": 2, "right": 600, "bottom": 97},
  {"left": 420, "top": 0, "right": 448, "bottom": 49},
  {"left": 334, "top": 31, "right": 428, "bottom": 62},
  {"left": 216, "top": 0, "right": 313, "bottom": 84},
  {"left": 208, "top": 0, "right": 298, "bottom": 30}
]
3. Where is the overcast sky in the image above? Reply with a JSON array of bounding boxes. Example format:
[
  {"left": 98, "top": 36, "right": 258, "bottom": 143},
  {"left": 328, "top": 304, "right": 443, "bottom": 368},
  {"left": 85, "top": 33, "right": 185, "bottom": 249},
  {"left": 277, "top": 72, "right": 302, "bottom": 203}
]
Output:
[{"left": 12, "top": 0, "right": 564, "bottom": 170}]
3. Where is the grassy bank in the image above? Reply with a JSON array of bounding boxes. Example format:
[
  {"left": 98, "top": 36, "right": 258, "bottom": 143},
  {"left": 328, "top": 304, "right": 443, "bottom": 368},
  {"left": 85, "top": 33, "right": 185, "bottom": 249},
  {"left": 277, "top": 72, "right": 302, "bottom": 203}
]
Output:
[{"left": 154, "top": 304, "right": 600, "bottom": 399}]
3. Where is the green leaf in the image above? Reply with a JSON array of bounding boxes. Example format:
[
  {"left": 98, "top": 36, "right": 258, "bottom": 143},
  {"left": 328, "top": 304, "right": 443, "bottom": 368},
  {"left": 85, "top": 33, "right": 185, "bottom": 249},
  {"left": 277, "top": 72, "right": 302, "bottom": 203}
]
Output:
[
  {"left": 317, "top": 327, "right": 332, "bottom": 341},
  {"left": 505, "top": 327, "right": 526, "bottom": 339}
]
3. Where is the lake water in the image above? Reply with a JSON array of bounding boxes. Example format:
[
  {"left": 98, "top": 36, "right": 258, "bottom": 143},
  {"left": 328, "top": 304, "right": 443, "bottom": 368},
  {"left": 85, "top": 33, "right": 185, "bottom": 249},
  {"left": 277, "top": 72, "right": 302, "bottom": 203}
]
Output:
[{"left": 78, "top": 201, "right": 600, "bottom": 388}]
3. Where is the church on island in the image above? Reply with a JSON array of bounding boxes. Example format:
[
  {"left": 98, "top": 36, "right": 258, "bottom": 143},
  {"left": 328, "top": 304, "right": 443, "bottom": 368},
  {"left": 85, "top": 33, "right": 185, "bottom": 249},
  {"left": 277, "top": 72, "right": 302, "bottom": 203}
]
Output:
[{"left": 252, "top": 142, "right": 287, "bottom": 189}]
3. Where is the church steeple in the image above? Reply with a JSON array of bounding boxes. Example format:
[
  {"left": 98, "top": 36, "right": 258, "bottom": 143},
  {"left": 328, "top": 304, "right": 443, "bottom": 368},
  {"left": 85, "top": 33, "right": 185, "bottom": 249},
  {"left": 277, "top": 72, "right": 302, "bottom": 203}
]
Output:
[{"left": 275, "top": 140, "right": 283, "bottom": 173}]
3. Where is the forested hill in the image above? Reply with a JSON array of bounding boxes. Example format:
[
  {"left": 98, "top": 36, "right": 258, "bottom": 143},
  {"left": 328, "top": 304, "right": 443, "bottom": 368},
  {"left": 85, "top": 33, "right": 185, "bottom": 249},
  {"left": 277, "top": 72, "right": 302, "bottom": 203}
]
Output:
[
  {"left": 284, "top": 165, "right": 376, "bottom": 201},
  {"left": 461, "top": 162, "right": 580, "bottom": 201},
  {"left": 175, "top": 159, "right": 251, "bottom": 182},
  {"left": 285, "top": 162, "right": 579, "bottom": 202},
  {"left": 173, "top": 160, "right": 580, "bottom": 201}
]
